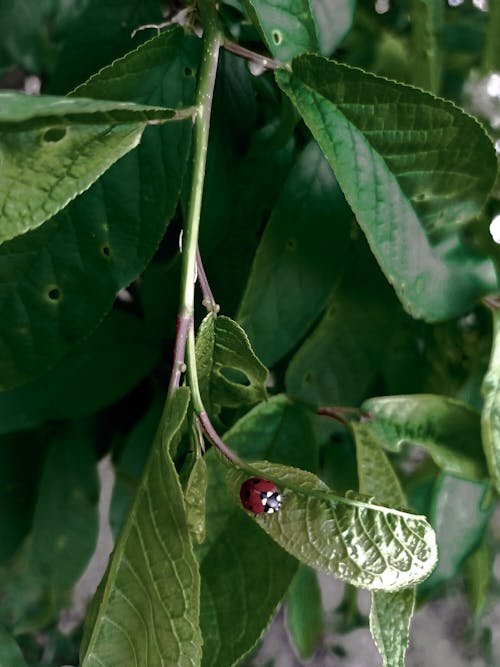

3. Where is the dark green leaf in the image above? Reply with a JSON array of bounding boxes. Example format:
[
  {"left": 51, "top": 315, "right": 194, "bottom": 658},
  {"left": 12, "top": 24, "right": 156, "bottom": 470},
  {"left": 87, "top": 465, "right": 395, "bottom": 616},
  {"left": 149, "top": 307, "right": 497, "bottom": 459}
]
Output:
[
  {"left": 227, "top": 461, "right": 438, "bottom": 591},
  {"left": 29, "top": 425, "right": 99, "bottom": 607},
  {"left": 277, "top": 55, "right": 497, "bottom": 321},
  {"left": 0, "top": 432, "right": 47, "bottom": 563},
  {"left": 196, "top": 314, "right": 268, "bottom": 418},
  {"left": 481, "top": 308, "right": 500, "bottom": 493},
  {"left": 48, "top": 0, "right": 163, "bottom": 94},
  {"left": 285, "top": 566, "right": 323, "bottom": 660},
  {"left": 363, "top": 394, "right": 487, "bottom": 480},
  {"left": 80, "top": 388, "right": 203, "bottom": 667},
  {"left": 0, "top": 309, "right": 161, "bottom": 433},
  {"left": 409, "top": 0, "right": 443, "bottom": 93},
  {"left": 199, "top": 396, "right": 317, "bottom": 667},
  {"left": 422, "top": 474, "right": 492, "bottom": 590},
  {"left": 0, "top": 625, "right": 28, "bottom": 667},
  {"left": 0, "top": 93, "right": 177, "bottom": 243},
  {"left": 285, "top": 240, "right": 398, "bottom": 406},
  {"left": 241, "top": 0, "right": 318, "bottom": 62},
  {"left": 0, "top": 28, "right": 197, "bottom": 388},
  {"left": 237, "top": 140, "right": 351, "bottom": 366}
]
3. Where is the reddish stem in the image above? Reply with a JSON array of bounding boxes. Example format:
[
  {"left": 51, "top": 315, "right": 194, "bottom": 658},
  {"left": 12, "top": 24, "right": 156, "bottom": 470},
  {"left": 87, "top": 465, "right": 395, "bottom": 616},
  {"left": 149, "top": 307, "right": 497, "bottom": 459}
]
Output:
[
  {"left": 168, "top": 314, "right": 191, "bottom": 395},
  {"left": 196, "top": 246, "right": 219, "bottom": 313},
  {"left": 198, "top": 411, "right": 243, "bottom": 465}
]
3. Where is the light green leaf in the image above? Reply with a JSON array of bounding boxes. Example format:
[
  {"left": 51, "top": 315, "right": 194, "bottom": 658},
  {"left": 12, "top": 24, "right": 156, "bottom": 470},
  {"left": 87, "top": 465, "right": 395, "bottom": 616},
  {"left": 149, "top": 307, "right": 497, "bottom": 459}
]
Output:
[
  {"left": 241, "top": 0, "right": 318, "bottom": 62},
  {"left": 199, "top": 396, "right": 316, "bottom": 667},
  {"left": 196, "top": 314, "right": 268, "bottom": 418},
  {"left": 422, "top": 474, "right": 492, "bottom": 591},
  {"left": 227, "top": 461, "right": 437, "bottom": 591},
  {"left": 29, "top": 425, "right": 99, "bottom": 607},
  {"left": 0, "top": 309, "right": 161, "bottom": 433},
  {"left": 409, "top": 0, "right": 443, "bottom": 93},
  {"left": 183, "top": 455, "right": 208, "bottom": 545},
  {"left": 0, "top": 625, "right": 28, "bottom": 667},
  {"left": 80, "top": 388, "right": 202, "bottom": 667},
  {"left": 482, "top": 309, "right": 500, "bottom": 493},
  {"left": 237, "top": 140, "right": 351, "bottom": 367},
  {"left": 285, "top": 566, "right": 323, "bottom": 660},
  {"left": 310, "top": 0, "right": 355, "bottom": 56},
  {"left": 0, "top": 93, "right": 179, "bottom": 244},
  {"left": 352, "top": 423, "right": 415, "bottom": 667},
  {"left": 0, "top": 28, "right": 197, "bottom": 388},
  {"left": 363, "top": 394, "right": 487, "bottom": 481},
  {"left": 277, "top": 55, "right": 497, "bottom": 321},
  {"left": 465, "top": 538, "right": 490, "bottom": 616},
  {"left": 370, "top": 590, "right": 415, "bottom": 667}
]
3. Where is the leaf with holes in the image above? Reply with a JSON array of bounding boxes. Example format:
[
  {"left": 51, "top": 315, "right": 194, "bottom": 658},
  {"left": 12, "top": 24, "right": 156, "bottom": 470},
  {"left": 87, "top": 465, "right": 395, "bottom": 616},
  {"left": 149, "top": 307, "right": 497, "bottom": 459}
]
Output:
[
  {"left": 227, "top": 460, "right": 437, "bottom": 591},
  {"left": 241, "top": 0, "right": 319, "bottom": 62},
  {"left": 0, "top": 27, "right": 198, "bottom": 388},
  {"left": 196, "top": 314, "right": 268, "bottom": 421},
  {"left": 80, "top": 387, "right": 202, "bottom": 667},
  {"left": 0, "top": 92, "right": 181, "bottom": 243},
  {"left": 237, "top": 140, "right": 351, "bottom": 367},
  {"left": 277, "top": 55, "right": 497, "bottom": 321},
  {"left": 362, "top": 394, "right": 487, "bottom": 481},
  {"left": 352, "top": 422, "right": 415, "bottom": 667}
]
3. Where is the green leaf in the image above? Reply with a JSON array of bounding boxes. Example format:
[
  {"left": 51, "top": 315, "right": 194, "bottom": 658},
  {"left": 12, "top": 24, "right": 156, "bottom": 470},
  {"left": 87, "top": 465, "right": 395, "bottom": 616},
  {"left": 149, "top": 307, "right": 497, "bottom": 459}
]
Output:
[
  {"left": 29, "top": 425, "right": 99, "bottom": 607},
  {"left": 481, "top": 309, "right": 500, "bottom": 494},
  {"left": 422, "top": 474, "right": 492, "bottom": 590},
  {"left": 0, "top": 309, "right": 161, "bottom": 433},
  {"left": 196, "top": 314, "right": 268, "bottom": 419},
  {"left": 369, "top": 590, "right": 415, "bottom": 667},
  {"left": 0, "top": 0, "right": 45, "bottom": 72},
  {"left": 183, "top": 455, "right": 208, "bottom": 545},
  {"left": 310, "top": 0, "right": 355, "bottom": 56},
  {"left": 48, "top": 0, "right": 163, "bottom": 94},
  {"left": 285, "top": 239, "right": 398, "bottom": 407},
  {"left": 237, "top": 140, "right": 351, "bottom": 367},
  {"left": 0, "top": 28, "right": 197, "bottom": 388},
  {"left": 285, "top": 566, "right": 323, "bottom": 660},
  {"left": 199, "top": 396, "right": 316, "bottom": 667},
  {"left": 409, "top": 0, "right": 443, "bottom": 93},
  {"left": 363, "top": 394, "right": 487, "bottom": 481},
  {"left": 227, "top": 461, "right": 438, "bottom": 591},
  {"left": 0, "top": 93, "right": 177, "bottom": 243},
  {"left": 80, "top": 388, "right": 203, "bottom": 667},
  {"left": 465, "top": 538, "right": 490, "bottom": 616},
  {"left": 352, "top": 423, "right": 415, "bottom": 667},
  {"left": 241, "top": 0, "right": 319, "bottom": 62},
  {"left": 0, "top": 431, "right": 46, "bottom": 563},
  {"left": 0, "top": 625, "right": 28, "bottom": 667},
  {"left": 277, "top": 55, "right": 497, "bottom": 321}
]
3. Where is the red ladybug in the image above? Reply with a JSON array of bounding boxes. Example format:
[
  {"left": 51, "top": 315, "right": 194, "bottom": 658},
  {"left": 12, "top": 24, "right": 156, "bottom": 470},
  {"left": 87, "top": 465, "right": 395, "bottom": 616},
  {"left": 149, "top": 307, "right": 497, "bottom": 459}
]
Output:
[{"left": 240, "top": 477, "right": 282, "bottom": 514}]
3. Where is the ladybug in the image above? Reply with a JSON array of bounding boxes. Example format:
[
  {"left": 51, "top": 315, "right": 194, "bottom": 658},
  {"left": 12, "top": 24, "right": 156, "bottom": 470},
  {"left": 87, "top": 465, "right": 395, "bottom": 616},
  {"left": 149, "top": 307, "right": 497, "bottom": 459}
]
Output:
[{"left": 240, "top": 477, "right": 282, "bottom": 514}]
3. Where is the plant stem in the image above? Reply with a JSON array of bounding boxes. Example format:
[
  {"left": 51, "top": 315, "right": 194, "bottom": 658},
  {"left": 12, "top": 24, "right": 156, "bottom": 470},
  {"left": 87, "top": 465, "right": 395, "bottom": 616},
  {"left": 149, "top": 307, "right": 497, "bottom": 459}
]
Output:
[
  {"left": 168, "top": 1, "right": 220, "bottom": 397},
  {"left": 223, "top": 39, "right": 282, "bottom": 71},
  {"left": 197, "top": 246, "right": 219, "bottom": 313}
]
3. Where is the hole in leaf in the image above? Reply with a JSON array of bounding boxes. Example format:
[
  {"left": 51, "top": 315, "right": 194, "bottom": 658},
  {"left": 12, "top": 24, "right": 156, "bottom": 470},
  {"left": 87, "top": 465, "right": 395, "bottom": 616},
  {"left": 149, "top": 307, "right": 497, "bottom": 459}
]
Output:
[
  {"left": 304, "top": 372, "right": 313, "bottom": 384},
  {"left": 46, "top": 286, "right": 62, "bottom": 302},
  {"left": 286, "top": 238, "right": 296, "bottom": 250},
  {"left": 272, "top": 30, "right": 283, "bottom": 45},
  {"left": 101, "top": 244, "right": 112, "bottom": 257},
  {"left": 43, "top": 127, "right": 67, "bottom": 143},
  {"left": 184, "top": 66, "right": 194, "bottom": 77},
  {"left": 219, "top": 367, "right": 251, "bottom": 386}
]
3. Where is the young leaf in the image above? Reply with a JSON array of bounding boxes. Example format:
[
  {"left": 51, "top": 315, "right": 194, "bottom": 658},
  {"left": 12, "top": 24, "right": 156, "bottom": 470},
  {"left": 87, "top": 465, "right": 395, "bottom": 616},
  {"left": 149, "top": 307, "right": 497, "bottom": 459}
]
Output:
[
  {"left": 196, "top": 314, "right": 268, "bottom": 418},
  {"left": 241, "top": 0, "right": 319, "bottom": 62},
  {"left": 285, "top": 566, "right": 323, "bottom": 660},
  {"left": 0, "top": 93, "right": 178, "bottom": 243},
  {"left": 237, "top": 140, "right": 351, "bottom": 367},
  {"left": 0, "top": 625, "right": 28, "bottom": 667},
  {"left": 0, "top": 309, "right": 161, "bottom": 434},
  {"left": 199, "top": 396, "right": 317, "bottom": 667},
  {"left": 482, "top": 309, "right": 500, "bottom": 493},
  {"left": 352, "top": 423, "right": 415, "bottom": 667},
  {"left": 0, "top": 28, "right": 198, "bottom": 388},
  {"left": 80, "top": 388, "right": 203, "bottom": 667},
  {"left": 183, "top": 456, "right": 208, "bottom": 545},
  {"left": 227, "top": 461, "right": 438, "bottom": 591},
  {"left": 362, "top": 394, "right": 487, "bottom": 481},
  {"left": 276, "top": 55, "right": 497, "bottom": 321},
  {"left": 422, "top": 473, "right": 492, "bottom": 591}
]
